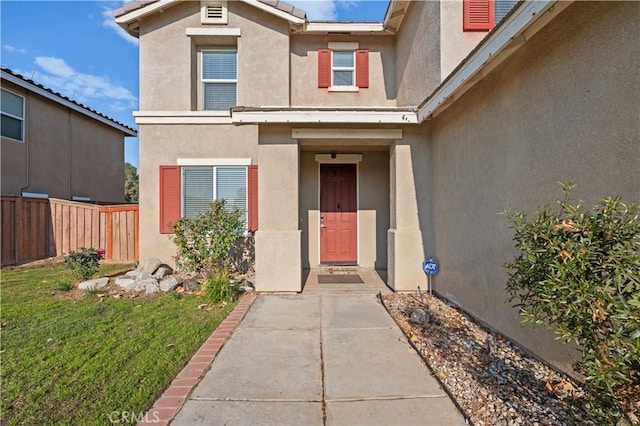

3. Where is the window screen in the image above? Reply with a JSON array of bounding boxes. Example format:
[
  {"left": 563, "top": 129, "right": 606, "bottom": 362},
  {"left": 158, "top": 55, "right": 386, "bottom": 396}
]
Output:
[
  {"left": 182, "top": 166, "right": 247, "bottom": 223},
  {"left": 202, "top": 49, "right": 237, "bottom": 111},
  {"left": 1, "top": 89, "right": 24, "bottom": 141},
  {"left": 332, "top": 51, "right": 355, "bottom": 87},
  {"left": 217, "top": 167, "right": 247, "bottom": 223}
]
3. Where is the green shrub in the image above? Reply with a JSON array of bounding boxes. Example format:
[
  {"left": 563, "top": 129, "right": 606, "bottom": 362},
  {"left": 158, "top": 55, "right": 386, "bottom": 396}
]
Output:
[
  {"left": 170, "top": 199, "right": 244, "bottom": 274},
  {"left": 55, "top": 280, "right": 73, "bottom": 292},
  {"left": 503, "top": 183, "right": 640, "bottom": 424},
  {"left": 201, "top": 268, "right": 239, "bottom": 304},
  {"left": 63, "top": 247, "right": 105, "bottom": 281}
]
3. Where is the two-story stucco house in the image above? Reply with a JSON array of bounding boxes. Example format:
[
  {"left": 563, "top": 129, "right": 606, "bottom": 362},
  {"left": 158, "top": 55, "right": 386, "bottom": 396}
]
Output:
[
  {"left": 1, "top": 67, "right": 137, "bottom": 202},
  {"left": 115, "top": 0, "right": 639, "bottom": 372}
]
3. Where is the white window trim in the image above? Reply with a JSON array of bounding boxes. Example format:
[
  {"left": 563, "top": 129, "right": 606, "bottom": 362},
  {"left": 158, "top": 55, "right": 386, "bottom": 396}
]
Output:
[
  {"left": 177, "top": 158, "right": 251, "bottom": 166},
  {"left": 331, "top": 50, "right": 356, "bottom": 89},
  {"left": 201, "top": 48, "right": 238, "bottom": 112},
  {"left": 1, "top": 88, "right": 25, "bottom": 143},
  {"left": 328, "top": 43, "right": 359, "bottom": 91},
  {"left": 201, "top": 0, "right": 228, "bottom": 24}
]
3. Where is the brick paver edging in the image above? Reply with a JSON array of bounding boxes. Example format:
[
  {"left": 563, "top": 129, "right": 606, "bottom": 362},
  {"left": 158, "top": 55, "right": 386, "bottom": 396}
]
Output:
[{"left": 137, "top": 293, "right": 258, "bottom": 426}]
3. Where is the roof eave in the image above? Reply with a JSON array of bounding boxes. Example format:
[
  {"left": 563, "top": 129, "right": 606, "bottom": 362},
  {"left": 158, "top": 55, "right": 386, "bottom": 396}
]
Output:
[
  {"left": 1, "top": 70, "right": 137, "bottom": 137},
  {"left": 417, "top": 0, "right": 573, "bottom": 123}
]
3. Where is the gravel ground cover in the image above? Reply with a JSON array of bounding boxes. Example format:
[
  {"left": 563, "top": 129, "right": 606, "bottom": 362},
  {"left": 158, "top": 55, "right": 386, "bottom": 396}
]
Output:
[{"left": 382, "top": 292, "right": 591, "bottom": 425}]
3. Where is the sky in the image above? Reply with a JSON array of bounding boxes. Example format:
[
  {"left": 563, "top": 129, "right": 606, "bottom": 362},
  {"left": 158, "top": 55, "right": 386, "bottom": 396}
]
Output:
[{"left": 1, "top": 0, "right": 390, "bottom": 170}]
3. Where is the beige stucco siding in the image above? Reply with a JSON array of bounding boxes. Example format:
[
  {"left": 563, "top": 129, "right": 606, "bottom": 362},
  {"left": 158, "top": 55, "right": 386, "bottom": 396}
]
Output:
[
  {"left": 138, "top": 124, "right": 258, "bottom": 264},
  {"left": 290, "top": 35, "right": 396, "bottom": 107},
  {"left": 299, "top": 149, "right": 390, "bottom": 269},
  {"left": 394, "top": 0, "right": 441, "bottom": 106},
  {"left": 138, "top": 1, "right": 290, "bottom": 111},
  {"left": 427, "top": 1, "right": 639, "bottom": 373},
  {"left": 439, "top": 0, "right": 487, "bottom": 79},
  {"left": 1, "top": 81, "right": 125, "bottom": 201}
]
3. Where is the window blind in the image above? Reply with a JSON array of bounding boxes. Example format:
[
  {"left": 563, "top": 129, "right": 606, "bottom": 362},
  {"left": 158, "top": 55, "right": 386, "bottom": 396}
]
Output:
[
  {"left": 217, "top": 167, "right": 247, "bottom": 223},
  {"left": 202, "top": 49, "right": 237, "bottom": 111},
  {"left": 183, "top": 167, "right": 214, "bottom": 219},
  {"left": 204, "top": 83, "right": 236, "bottom": 111}
]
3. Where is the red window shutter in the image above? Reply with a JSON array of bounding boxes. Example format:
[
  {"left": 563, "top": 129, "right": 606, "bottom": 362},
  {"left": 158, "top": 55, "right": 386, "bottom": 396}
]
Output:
[
  {"left": 159, "top": 165, "right": 181, "bottom": 234},
  {"left": 463, "top": 0, "right": 494, "bottom": 31},
  {"left": 247, "top": 165, "right": 258, "bottom": 232},
  {"left": 355, "top": 49, "right": 369, "bottom": 88},
  {"left": 318, "top": 48, "right": 331, "bottom": 88}
]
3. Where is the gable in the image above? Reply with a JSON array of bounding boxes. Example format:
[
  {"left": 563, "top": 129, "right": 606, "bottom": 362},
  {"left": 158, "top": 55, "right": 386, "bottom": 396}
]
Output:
[{"left": 115, "top": 0, "right": 305, "bottom": 36}]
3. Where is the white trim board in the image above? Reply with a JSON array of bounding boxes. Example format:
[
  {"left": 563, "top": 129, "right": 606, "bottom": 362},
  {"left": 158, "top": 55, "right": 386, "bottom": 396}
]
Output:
[
  {"left": 186, "top": 28, "right": 241, "bottom": 37},
  {"left": 177, "top": 158, "right": 252, "bottom": 166},
  {"left": 293, "top": 128, "right": 402, "bottom": 140},
  {"left": 233, "top": 110, "right": 417, "bottom": 124},
  {"left": 314, "top": 154, "right": 363, "bottom": 163}
]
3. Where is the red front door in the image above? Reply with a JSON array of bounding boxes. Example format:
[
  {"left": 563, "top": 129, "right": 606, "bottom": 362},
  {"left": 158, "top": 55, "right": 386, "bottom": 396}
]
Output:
[{"left": 320, "top": 164, "right": 357, "bottom": 263}]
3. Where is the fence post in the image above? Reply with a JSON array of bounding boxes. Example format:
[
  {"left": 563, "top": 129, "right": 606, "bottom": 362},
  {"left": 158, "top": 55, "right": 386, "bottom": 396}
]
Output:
[
  {"left": 15, "top": 197, "right": 23, "bottom": 264},
  {"left": 105, "top": 211, "right": 113, "bottom": 260}
]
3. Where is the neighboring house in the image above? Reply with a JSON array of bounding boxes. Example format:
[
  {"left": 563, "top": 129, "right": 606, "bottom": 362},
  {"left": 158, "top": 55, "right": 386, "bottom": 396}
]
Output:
[
  {"left": 115, "top": 0, "right": 639, "bottom": 373},
  {"left": 1, "top": 67, "right": 137, "bottom": 202}
]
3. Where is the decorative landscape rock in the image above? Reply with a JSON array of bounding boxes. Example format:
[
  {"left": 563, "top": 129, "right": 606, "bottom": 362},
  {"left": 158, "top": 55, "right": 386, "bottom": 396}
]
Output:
[
  {"left": 383, "top": 293, "right": 589, "bottom": 425},
  {"left": 145, "top": 282, "right": 160, "bottom": 294},
  {"left": 115, "top": 277, "right": 136, "bottom": 289},
  {"left": 125, "top": 270, "right": 151, "bottom": 281},
  {"left": 160, "top": 275, "right": 182, "bottom": 292},
  {"left": 152, "top": 265, "right": 173, "bottom": 279},
  {"left": 410, "top": 308, "right": 429, "bottom": 325},
  {"left": 138, "top": 258, "right": 162, "bottom": 275},
  {"left": 78, "top": 277, "right": 109, "bottom": 291}
]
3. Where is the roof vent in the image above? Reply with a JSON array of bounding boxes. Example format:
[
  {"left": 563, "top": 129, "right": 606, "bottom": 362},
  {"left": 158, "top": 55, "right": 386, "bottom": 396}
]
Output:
[{"left": 201, "top": 1, "right": 227, "bottom": 24}]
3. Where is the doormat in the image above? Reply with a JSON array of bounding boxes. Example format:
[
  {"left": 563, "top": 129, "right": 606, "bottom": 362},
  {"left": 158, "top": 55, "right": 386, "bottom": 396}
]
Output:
[{"left": 317, "top": 274, "right": 364, "bottom": 284}]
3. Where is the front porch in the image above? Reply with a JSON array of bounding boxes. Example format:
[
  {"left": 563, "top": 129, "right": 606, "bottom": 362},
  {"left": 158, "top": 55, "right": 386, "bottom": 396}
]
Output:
[
  {"left": 301, "top": 267, "right": 391, "bottom": 294},
  {"left": 254, "top": 126, "right": 429, "bottom": 293}
]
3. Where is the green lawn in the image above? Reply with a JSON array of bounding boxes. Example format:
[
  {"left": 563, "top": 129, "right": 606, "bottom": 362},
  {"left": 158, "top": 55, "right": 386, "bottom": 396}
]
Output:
[{"left": 0, "top": 261, "right": 235, "bottom": 425}]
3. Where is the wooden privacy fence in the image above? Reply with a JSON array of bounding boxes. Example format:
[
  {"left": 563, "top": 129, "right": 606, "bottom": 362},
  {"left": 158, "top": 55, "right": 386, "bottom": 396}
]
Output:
[{"left": 1, "top": 196, "right": 138, "bottom": 267}]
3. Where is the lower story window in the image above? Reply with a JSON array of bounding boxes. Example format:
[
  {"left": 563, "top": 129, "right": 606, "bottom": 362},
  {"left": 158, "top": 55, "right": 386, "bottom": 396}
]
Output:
[
  {"left": 159, "top": 164, "right": 258, "bottom": 234},
  {"left": 183, "top": 166, "right": 247, "bottom": 222}
]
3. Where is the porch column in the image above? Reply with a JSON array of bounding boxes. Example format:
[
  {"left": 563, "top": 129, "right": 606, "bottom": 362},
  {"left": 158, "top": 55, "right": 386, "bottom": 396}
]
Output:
[
  {"left": 254, "top": 140, "right": 302, "bottom": 292},
  {"left": 388, "top": 141, "right": 428, "bottom": 291}
]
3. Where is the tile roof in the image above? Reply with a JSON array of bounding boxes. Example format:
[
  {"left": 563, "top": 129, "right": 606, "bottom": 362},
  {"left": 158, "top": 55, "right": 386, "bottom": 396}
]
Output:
[
  {"left": 113, "top": 0, "right": 306, "bottom": 20},
  {"left": 1, "top": 66, "right": 137, "bottom": 136}
]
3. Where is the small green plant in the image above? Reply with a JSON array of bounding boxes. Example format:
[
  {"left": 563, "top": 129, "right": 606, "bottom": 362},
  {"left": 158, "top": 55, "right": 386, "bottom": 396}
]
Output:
[
  {"left": 201, "top": 268, "right": 239, "bottom": 304},
  {"left": 55, "top": 280, "right": 73, "bottom": 292},
  {"left": 167, "top": 291, "right": 183, "bottom": 301},
  {"left": 170, "top": 199, "right": 244, "bottom": 274},
  {"left": 503, "top": 183, "right": 640, "bottom": 424},
  {"left": 63, "top": 247, "right": 105, "bottom": 281}
]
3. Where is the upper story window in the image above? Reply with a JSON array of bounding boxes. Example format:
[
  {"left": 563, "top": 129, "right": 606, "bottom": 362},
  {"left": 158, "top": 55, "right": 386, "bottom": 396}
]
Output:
[
  {"left": 201, "top": 1, "right": 228, "bottom": 24},
  {"left": 318, "top": 42, "right": 369, "bottom": 90},
  {"left": 332, "top": 51, "right": 355, "bottom": 87},
  {"left": 463, "top": 0, "right": 518, "bottom": 31},
  {"left": 202, "top": 48, "right": 237, "bottom": 111},
  {"left": 1, "top": 89, "right": 25, "bottom": 142}
]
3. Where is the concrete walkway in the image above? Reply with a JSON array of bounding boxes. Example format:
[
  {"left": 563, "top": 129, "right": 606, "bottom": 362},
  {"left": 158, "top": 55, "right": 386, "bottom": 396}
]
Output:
[{"left": 170, "top": 294, "right": 465, "bottom": 425}]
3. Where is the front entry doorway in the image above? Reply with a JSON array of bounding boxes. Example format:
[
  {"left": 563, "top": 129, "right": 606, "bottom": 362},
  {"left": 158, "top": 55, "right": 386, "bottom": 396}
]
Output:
[{"left": 320, "top": 163, "right": 357, "bottom": 264}]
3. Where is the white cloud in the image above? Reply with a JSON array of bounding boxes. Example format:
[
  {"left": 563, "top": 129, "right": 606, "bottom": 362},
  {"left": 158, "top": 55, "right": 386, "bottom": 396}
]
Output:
[
  {"left": 287, "top": 0, "right": 337, "bottom": 20},
  {"left": 3, "top": 44, "right": 27, "bottom": 54},
  {"left": 34, "top": 57, "right": 76, "bottom": 78},
  {"left": 32, "top": 56, "right": 137, "bottom": 111},
  {"left": 101, "top": 8, "right": 138, "bottom": 46}
]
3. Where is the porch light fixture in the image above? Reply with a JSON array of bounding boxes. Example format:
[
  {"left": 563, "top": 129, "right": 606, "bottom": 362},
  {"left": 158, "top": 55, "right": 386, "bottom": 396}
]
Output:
[{"left": 331, "top": 152, "right": 337, "bottom": 159}]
